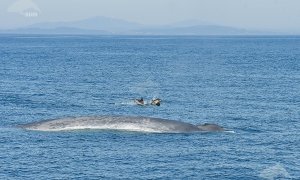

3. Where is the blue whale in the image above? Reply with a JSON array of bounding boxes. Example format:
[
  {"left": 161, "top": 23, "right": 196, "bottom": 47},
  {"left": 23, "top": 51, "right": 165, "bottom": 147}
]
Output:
[{"left": 22, "top": 116, "right": 226, "bottom": 133}]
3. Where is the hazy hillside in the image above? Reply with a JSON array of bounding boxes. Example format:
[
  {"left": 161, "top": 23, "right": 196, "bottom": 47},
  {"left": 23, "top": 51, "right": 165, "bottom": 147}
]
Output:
[{"left": 1, "top": 16, "right": 270, "bottom": 35}]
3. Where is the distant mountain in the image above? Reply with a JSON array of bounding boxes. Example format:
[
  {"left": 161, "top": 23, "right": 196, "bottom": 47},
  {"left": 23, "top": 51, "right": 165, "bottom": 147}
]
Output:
[
  {"left": 0, "top": 27, "right": 110, "bottom": 35},
  {"left": 0, "top": 16, "right": 272, "bottom": 35},
  {"left": 26, "top": 16, "right": 143, "bottom": 33},
  {"left": 130, "top": 25, "right": 262, "bottom": 35},
  {"left": 166, "top": 19, "right": 215, "bottom": 28}
]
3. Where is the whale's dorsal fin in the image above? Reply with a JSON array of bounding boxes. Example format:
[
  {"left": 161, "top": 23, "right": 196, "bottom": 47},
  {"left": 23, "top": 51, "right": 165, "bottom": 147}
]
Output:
[{"left": 196, "top": 123, "right": 224, "bottom": 131}]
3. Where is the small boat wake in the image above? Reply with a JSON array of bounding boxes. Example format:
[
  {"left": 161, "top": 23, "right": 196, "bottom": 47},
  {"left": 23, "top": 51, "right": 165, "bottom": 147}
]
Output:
[{"left": 21, "top": 116, "right": 231, "bottom": 133}]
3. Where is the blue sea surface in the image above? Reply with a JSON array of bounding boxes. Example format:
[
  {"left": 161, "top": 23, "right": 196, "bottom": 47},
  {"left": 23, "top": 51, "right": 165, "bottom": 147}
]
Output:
[{"left": 0, "top": 35, "right": 299, "bottom": 179}]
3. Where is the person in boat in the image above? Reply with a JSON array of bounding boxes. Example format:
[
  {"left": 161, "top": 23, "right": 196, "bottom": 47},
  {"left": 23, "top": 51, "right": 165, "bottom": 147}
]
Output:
[
  {"left": 151, "top": 98, "right": 161, "bottom": 106},
  {"left": 135, "top": 97, "right": 144, "bottom": 105}
]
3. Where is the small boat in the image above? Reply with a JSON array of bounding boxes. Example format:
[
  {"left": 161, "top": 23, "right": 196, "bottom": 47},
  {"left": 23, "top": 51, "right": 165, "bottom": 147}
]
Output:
[
  {"left": 134, "top": 98, "right": 145, "bottom": 106},
  {"left": 151, "top": 98, "right": 161, "bottom": 106}
]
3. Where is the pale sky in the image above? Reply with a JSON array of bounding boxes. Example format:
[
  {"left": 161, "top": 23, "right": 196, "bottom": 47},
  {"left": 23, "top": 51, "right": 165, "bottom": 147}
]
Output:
[{"left": 1, "top": 0, "right": 300, "bottom": 32}]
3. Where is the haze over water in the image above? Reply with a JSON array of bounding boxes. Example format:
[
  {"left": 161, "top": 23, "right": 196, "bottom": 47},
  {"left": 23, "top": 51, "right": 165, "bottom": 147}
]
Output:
[{"left": 1, "top": 0, "right": 300, "bottom": 34}]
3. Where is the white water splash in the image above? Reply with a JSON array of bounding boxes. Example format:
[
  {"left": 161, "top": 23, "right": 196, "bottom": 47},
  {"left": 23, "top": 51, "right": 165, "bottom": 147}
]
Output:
[
  {"left": 224, "top": 130, "right": 235, "bottom": 133},
  {"left": 130, "top": 79, "right": 161, "bottom": 98},
  {"left": 259, "top": 163, "right": 292, "bottom": 180}
]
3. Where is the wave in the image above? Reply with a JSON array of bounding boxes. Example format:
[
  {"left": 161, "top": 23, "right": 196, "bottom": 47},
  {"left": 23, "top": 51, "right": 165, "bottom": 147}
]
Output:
[{"left": 117, "top": 99, "right": 153, "bottom": 106}]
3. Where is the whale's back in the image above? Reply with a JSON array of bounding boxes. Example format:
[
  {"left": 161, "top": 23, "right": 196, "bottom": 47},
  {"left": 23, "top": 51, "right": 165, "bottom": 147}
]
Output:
[{"left": 22, "top": 116, "right": 201, "bottom": 133}]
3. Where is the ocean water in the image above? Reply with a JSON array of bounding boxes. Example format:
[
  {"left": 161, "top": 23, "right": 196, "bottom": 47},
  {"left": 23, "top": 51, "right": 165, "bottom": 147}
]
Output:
[{"left": 0, "top": 35, "right": 299, "bottom": 179}]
